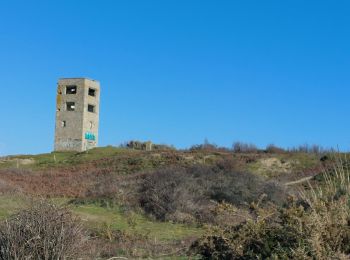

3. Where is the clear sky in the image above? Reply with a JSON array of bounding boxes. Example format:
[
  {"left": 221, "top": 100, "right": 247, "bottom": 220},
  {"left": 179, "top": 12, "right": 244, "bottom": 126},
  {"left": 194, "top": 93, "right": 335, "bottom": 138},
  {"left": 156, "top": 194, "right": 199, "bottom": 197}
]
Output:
[{"left": 0, "top": 0, "right": 349, "bottom": 155}]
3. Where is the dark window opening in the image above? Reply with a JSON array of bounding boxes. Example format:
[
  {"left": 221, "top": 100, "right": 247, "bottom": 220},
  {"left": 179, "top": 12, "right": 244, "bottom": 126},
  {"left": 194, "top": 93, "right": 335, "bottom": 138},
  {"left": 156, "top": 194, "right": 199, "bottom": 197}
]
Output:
[
  {"left": 88, "top": 104, "right": 95, "bottom": 113},
  {"left": 88, "top": 88, "right": 96, "bottom": 97},
  {"left": 66, "top": 102, "right": 75, "bottom": 111},
  {"left": 66, "top": 86, "right": 77, "bottom": 94},
  {"left": 62, "top": 121, "right": 66, "bottom": 127}
]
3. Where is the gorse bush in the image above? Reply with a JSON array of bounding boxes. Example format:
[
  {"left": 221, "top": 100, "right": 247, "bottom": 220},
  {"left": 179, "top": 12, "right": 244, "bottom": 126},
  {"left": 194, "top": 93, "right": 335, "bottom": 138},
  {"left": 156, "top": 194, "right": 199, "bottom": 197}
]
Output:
[
  {"left": 191, "top": 155, "right": 350, "bottom": 259},
  {"left": 0, "top": 200, "right": 86, "bottom": 260}
]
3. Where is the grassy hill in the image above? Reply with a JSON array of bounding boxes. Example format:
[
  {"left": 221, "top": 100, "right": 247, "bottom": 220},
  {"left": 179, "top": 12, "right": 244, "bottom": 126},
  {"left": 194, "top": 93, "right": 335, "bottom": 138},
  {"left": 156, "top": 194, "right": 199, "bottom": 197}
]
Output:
[{"left": 0, "top": 146, "right": 334, "bottom": 259}]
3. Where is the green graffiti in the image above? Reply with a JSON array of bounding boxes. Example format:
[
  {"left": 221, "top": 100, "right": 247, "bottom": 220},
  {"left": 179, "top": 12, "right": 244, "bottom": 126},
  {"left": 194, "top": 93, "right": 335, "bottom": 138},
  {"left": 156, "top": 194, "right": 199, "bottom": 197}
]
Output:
[{"left": 85, "top": 132, "right": 96, "bottom": 141}]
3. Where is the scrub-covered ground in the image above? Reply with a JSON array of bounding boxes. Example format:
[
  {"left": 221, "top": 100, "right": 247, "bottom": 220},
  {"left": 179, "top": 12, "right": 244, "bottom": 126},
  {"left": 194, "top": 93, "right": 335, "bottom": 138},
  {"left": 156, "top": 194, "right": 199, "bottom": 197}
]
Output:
[{"left": 0, "top": 146, "right": 331, "bottom": 259}]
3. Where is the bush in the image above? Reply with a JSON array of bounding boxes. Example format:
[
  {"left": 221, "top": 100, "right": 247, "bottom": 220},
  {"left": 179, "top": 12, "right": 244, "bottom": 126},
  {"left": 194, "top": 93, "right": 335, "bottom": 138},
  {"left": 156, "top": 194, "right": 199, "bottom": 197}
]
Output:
[
  {"left": 232, "top": 142, "right": 258, "bottom": 153},
  {"left": 191, "top": 155, "right": 350, "bottom": 259},
  {"left": 189, "top": 139, "right": 229, "bottom": 152},
  {"left": 288, "top": 144, "right": 334, "bottom": 154},
  {"left": 265, "top": 144, "right": 286, "bottom": 154},
  {"left": 139, "top": 167, "right": 203, "bottom": 222},
  {"left": 139, "top": 160, "right": 287, "bottom": 223},
  {"left": 0, "top": 200, "right": 86, "bottom": 259}
]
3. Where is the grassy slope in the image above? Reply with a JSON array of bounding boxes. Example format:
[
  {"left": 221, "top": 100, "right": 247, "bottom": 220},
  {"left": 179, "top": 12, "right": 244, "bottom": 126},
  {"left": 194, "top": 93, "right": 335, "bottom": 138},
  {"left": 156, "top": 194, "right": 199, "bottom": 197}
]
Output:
[
  {"left": 1, "top": 146, "right": 321, "bottom": 176},
  {"left": 74, "top": 204, "right": 203, "bottom": 241},
  {"left": 0, "top": 147, "right": 326, "bottom": 258},
  {"left": 0, "top": 146, "right": 208, "bottom": 252},
  {"left": 0, "top": 195, "right": 203, "bottom": 244},
  {"left": 0, "top": 147, "right": 136, "bottom": 169},
  {"left": 0, "top": 195, "right": 27, "bottom": 218}
]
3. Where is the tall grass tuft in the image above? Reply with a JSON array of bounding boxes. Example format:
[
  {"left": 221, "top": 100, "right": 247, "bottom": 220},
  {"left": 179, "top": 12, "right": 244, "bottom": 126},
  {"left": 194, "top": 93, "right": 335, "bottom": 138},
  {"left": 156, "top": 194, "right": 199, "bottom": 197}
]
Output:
[{"left": 298, "top": 154, "right": 350, "bottom": 259}]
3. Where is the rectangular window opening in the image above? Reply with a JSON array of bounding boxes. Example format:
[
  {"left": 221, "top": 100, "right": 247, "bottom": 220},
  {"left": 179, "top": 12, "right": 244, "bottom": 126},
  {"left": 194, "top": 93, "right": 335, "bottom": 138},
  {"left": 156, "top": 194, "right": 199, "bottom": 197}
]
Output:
[
  {"left": 66, "top": 86, "right": 77, "bottom": 95},
  {"left": 66, "top": 86, "right": 77, "bottom": 94},
  {"left": 88, "top": 104, "right": 95, "bottom": 113},
  {"left": 66, "top": 102, "right": 75, "bottom": 111},
  {"left": 62, "top": 121, "right": 66, "bottom": 127},
  {"left": 88, "top": 88, "right": 96, "bottom": 97}
]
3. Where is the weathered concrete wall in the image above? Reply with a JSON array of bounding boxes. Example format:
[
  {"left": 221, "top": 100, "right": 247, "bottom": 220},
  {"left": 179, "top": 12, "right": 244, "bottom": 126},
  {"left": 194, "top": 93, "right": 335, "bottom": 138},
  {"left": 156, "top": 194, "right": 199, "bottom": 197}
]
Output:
[
  {"left": 82, "top": 78, "right": 100, "bottom": 151},
  {"left": 54, "top": 78, "right": 100, "bottom": 152}
]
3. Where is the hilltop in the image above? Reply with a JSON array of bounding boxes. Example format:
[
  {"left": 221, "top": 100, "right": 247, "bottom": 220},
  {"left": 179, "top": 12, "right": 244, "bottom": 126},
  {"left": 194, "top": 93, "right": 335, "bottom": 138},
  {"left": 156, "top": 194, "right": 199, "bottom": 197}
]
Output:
[{"left": 0, "top": 145, "right": 334, "bottom": 258}]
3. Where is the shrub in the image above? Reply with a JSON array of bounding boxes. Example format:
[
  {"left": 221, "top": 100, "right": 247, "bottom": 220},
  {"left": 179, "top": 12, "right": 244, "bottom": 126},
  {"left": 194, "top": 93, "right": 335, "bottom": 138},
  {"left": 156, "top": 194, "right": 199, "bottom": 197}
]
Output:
[
  {"left": 139, "top": 161, "right": 287, "bottom": 223},
  {"left": 139, "top": 167, "right": 202, "bottom": 222},
  {"left": 189, "top": 139, "right": 229, "bottom": 152},
  {"left": 265, "top": 144, "right": 286, "bottom": 154},
  {"left": 0, "top": 200, "right": 86, "bottom": 259},
  {"left": 191, "top": 155, "right": 350, "bottom": 259},
  {"left": 288, "top": 144, "right": 334, "bottom": 154},
  {"left": 232, "top": 142, "right": 258, "bottom": 153}
]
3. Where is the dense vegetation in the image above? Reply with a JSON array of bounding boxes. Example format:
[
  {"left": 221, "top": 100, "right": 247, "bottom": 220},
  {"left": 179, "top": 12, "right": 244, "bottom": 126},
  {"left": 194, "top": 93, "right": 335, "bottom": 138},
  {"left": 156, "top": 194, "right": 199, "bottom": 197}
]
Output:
[
  {"left": 0, "top": 143, "right": 343, "bottom": 259},
  {"left": 191, "top": 160, "right": 350, "bottom": 259},
  {"left": 139, "top": 163, "right": 287, "bottom": 223}
]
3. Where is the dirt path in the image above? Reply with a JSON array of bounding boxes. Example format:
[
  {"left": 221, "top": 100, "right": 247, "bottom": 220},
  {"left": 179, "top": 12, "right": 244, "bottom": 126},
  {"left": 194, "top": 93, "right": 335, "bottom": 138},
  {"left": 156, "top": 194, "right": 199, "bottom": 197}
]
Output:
[{"left": 284, "top": 176, "right": 313, "bottom": 186}]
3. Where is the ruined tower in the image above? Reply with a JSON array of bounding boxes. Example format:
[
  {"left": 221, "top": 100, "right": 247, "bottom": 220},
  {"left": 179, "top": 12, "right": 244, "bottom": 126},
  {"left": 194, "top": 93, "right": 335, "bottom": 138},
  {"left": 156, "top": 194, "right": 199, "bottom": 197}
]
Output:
[{"left": 54, "top": 78, "right": 100, "bottom": 152}]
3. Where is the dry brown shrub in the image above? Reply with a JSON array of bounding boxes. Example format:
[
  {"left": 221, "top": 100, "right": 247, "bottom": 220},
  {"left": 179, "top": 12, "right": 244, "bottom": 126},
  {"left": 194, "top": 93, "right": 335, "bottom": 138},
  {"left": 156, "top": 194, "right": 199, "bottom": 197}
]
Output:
[
  {"left": 0, "top": 200, "right": 86, "bottom": 259},
  {"left": 139, "top": 161, "right": 287, "bottom": 223}
]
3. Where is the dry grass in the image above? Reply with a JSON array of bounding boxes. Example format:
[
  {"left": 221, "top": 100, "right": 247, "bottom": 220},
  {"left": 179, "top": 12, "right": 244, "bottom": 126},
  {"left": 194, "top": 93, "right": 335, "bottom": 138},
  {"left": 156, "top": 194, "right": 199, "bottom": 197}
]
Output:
[{"left": 298, "top": 155, "right": 350, "bottom": 258}]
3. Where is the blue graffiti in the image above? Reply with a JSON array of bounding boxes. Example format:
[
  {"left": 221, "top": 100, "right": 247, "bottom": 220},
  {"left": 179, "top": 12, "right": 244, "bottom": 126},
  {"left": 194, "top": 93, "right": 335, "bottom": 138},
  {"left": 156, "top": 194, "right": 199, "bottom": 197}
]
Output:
[{"left": 85, "top": 132, "right": 96, "bottom": 141}]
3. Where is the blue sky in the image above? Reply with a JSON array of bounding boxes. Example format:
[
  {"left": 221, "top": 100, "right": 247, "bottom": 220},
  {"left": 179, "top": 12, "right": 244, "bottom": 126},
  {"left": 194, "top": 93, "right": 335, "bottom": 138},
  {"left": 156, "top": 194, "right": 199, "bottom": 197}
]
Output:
[{"left": 0, "top": 0, "right": 349, "bottom": 155}]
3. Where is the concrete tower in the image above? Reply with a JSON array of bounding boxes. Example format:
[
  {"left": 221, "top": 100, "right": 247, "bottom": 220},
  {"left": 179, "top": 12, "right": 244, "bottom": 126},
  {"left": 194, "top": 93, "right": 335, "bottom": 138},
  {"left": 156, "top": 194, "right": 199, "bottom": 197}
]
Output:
[{"left": 54, "top": 78, "right": 100, "bottom": 152}]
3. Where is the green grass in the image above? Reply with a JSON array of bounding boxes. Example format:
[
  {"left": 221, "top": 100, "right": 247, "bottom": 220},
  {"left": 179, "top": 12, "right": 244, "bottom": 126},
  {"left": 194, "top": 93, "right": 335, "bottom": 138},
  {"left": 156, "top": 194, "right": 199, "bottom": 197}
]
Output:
[
  {"left": 0, "top": 195, "right": 29, "bottom": 218},
  {"left": 284, "top": 152, "right": 320, "bottom": 170},
  {"left": 247, "top": 153, "right": 320, "bottom": 178},
  {"left": 0, "top": 152, "right": 74, "bottom": 169},
  {"left": 34, "top": 147, "right": 134, "bottom": 168},
  {"left": 73, "top": 203, "right": 203, "bottom": 241},
  {"left": 0, "top": 195, "right": 203, "bottom": 243},
  {"left": 0, "top": 147, "right": 138, "bottom": 170}
]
